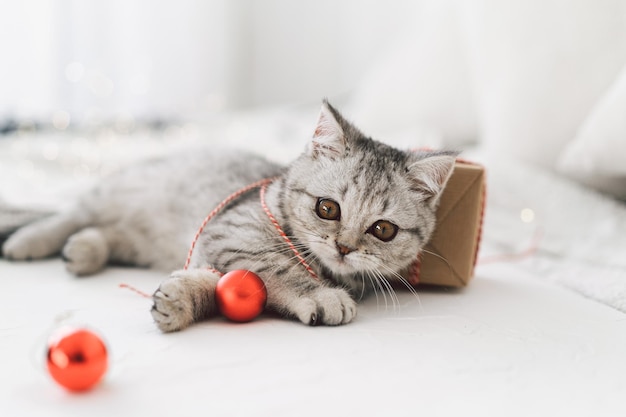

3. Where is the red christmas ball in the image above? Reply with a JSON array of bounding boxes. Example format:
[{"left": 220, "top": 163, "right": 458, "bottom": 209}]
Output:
[
  {"left": 46, "top": 327, "right": 108, "bottom": 392},
  {"left": 215, "top": 270, "right": 267, "bottom": 322}
]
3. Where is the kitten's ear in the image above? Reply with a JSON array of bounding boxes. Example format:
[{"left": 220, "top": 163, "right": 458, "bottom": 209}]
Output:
[
  {"left": 407, "top": 152, "right": 458, "bottom": 205},
  {"left": 307, "top": 100, "right": 347, "bottom": 159}
]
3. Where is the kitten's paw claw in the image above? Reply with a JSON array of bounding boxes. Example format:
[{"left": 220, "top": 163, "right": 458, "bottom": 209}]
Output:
[
  {"left": 294, "top": 287, "right": 357, "bottom": 326},
  {"left": 151, "top": 278, "right": 194, "bottom": 333}
]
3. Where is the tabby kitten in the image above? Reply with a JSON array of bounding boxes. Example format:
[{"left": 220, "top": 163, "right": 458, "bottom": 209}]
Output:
[{"left": 2, "top": 100, "right": 456, "bottom": 331}]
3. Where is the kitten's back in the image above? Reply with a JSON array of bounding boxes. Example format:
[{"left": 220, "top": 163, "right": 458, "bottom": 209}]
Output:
[{"left": 2, "top": 147, "right": 283, "bottom": 273}]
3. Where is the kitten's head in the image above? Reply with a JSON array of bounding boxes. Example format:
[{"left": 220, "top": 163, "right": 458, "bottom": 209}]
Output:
[{"left": 284, "top": 100, "right": 456, "bottom": 279}]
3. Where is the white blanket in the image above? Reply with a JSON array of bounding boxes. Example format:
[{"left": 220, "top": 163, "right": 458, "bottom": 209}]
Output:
[{"left": 477, "top": 154, "right": 626, "bottom": 312}]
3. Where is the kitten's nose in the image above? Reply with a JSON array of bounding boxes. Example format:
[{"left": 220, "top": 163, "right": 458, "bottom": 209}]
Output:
[{"left": 336, "top": 242, "right": 355, "bottom": 256}]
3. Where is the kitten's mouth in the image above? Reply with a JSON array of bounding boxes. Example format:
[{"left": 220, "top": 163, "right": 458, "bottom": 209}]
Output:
[
  {"left": 307, "top": 238, "right": 362, "bottom": 275},
  {"left": 326, "top": 253, "right": 360, "bottom": 275}
]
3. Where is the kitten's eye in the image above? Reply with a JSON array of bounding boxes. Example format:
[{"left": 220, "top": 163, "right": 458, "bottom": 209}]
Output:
[
  {"left": 316, "top": 198, "right": 341, "bottom": 221},
  {"left": 368, "top": 220, "right": 399, "bottom": 242}
]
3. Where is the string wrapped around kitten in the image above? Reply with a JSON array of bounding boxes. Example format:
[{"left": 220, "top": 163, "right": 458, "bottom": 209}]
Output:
[{"left": 2, "top": 100, "right": 457, "bottom": 331}]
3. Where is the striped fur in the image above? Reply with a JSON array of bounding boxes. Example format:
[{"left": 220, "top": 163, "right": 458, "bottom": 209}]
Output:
[{"left": 2, "top": 101, "right": 456, "bottom": 331}]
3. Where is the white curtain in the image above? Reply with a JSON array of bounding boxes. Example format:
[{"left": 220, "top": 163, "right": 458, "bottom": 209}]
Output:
[
  {"left": 0, "top": 0, "right": 419, "bottom": 128},
  {"left": 0, "top": 0, "right": 244, "bottom": 126}
]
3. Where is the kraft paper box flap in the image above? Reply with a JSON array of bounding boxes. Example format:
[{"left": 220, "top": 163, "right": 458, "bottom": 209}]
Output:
[{"left": 409, "top": 162, "right": 485, "bottom": 287}]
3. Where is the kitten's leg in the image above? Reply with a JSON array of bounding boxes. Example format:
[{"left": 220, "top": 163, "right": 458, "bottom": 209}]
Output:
[
  {"left": 61, "top": 223, "right": 148, "bottom": 276},
  {"left": 61, "top": 227, "right": 110, "bottom": 276},
  {"left": 2, "top": 211, "right": 88, "bottom": 261},
  {"left": 266, "top": 280, "right": 358, "bottom": 326},
  {"left": 151, "top": 269, "right": 221, "bottom": 332}
]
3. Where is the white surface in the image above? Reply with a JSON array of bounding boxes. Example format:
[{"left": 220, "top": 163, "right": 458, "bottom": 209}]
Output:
[
  {"left": 1, "top": 106, "right": 626, "bottom": 416},
  {"left": 476, "top": 153, "right": 626, "bottom": 314},
  {"left": 1, "top": 259, "right": 626, "bottom": 417}
]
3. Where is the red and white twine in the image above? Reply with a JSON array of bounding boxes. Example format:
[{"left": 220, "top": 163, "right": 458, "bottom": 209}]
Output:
[
  {"left": 183, "top": 177, "right": 320, "bottom": 281},
  {"left": 259, "top": 183, "right": 319, "bottom": 280}
]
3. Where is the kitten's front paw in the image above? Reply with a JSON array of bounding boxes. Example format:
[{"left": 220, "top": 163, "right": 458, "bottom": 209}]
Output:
[
  {"left": 151, "top": 276, "right": 195, "bottom": 333},
  {"left": 150, "top": 269, "right": 221, "bottom": 332},
  {"left": 293, "top": 287, "right": 357, "bottom": 326}
]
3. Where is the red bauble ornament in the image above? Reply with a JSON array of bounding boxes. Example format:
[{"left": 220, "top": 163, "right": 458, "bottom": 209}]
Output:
[
  {"left": 215, "top": 270, "right": 267, "bottom": 322},
  {"left": 46, "top": 327, "right": 108, "bottom": 392}
]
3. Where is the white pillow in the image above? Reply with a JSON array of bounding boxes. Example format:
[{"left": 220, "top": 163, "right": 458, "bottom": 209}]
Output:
[
  {"left": 557, "top": 64, "right": 626, "bottom": 199},
  {"left": 349, "top": 0, "right": 477, "bottom": 148},
  {"left": 459, "top": 0, "right": 626, "bottom": 169}
]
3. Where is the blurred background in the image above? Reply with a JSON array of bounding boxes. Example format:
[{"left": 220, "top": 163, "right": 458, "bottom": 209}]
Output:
[
  {"left": 1, "top": 0, "right": 625, "bottom": 203},
  {"left": 0, "top": 0, "right": 419, "bottom": 126}
]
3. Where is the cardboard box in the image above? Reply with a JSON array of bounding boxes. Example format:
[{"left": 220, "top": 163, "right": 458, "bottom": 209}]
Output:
[{"left": 406, "top": 161, "right": 486, "bottom": 287}]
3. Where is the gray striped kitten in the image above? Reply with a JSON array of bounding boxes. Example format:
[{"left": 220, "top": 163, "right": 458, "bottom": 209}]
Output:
[{"left": 2, "top": 101, "right": 456, "bottom": 331}]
